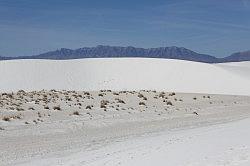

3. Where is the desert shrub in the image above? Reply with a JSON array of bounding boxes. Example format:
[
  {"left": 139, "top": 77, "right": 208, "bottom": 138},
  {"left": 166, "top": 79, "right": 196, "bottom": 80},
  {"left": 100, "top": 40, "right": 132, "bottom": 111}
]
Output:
[
  {"left": 53, "top": 106, "right": 61, "bottom": 110},
  {"left": 17, "top": 90, "right": 26, "bottom": 94},
  {"left": 113, "top": 92, "right": 119, "bottom": 95},
  {"left": 2, "top": 117, "right": 10, "bottom": 121},
  {"left": 115, "top": 98, "right": 125, "bottom": 104},
  {"left": 100, "top": 100, "right": 109, "bottom": 108},
  {"left": 38, "top": 112, "right": 42, "bottom": 118},
  {"left": 84, "top": 92, "right": 90, "bottom": 95},
  {"left": 193, "top": 111, "right": 198, "bottom": 115},
  {"left": 100, "top": 104, "right": 106, "bottom": 108},
  {"left": 166, "top": 101, "right": 173, "bottom": 106},
  {"left": 139, "top": 102, "right": 146, "bottom": 106},
  {"left": 98, "top": 93, "right": 104, "bottom": 97},
  {"left": 138, "top": 94, "right": 144, "bottom": 98},
  {"left": 73, "top": 111, "right": 80, "bottom": 115},
  {"left": 16, "top": 107, "right": 24, "bottom": 111},
  {"left": 193, "top": 97, "right": 197, "bottom": 100},
  {"left": 159, "top": 92, "right": 165, "bottom": 98},
  {"left": 169, "top": 92, "right": 176, "bottom": 96},
  {"left": 86, "top": 105, "right": 92, "bottom": 109},
  {"left": 44, "top": 106, "right": 49, "bottom": 109}
]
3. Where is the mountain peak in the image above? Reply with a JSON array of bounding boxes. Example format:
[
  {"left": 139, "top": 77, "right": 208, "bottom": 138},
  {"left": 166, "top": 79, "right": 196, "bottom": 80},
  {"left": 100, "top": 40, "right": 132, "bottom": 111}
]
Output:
[{"left": 1, "top": 45, "right": 250, "bottom": 63}]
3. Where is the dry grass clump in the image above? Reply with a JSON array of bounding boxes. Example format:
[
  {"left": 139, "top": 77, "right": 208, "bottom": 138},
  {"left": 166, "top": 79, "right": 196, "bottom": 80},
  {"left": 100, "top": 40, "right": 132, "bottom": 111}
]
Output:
[
  {"left": 2, "top": 117, "right": 10, "bottom": 121},
  {"left": 98, "top": 93, "right": 104, "bottom": 97},
  {"left": 44, "top": 106, "right": 49, "bottom": 110},
  {"left": 28, "top": 107, "right": 35, "bottom": 110},
  {"left": 115, "top": 98, "right": 125, "bottom": 104},
  {"left": 113, "top": 92, "right": 119, "bottom": 95},
  {"left": 138, "top": 93, "right": 144, "bottom": 98},
  {"left": 159, "top": 92, "right": 165, "bottom": 98},
  {"left": 86, "top": 105, "right": 93, "bottom": 109},
  {"left": 72, "top": 111, "right": 80, "bottom": 115},
  {"left": 193, "top": 111, "right": 198, "bottom": 115},
  {"left": 166, "top": 101, "right": 173, "bottom": 106},
  {"left": 100, "top": 100, "right": 109, "bottom": 108},
  {"left": 53, "top": 105, "right": 61, "bottom": 110},
  {"left": 16, "top": 107, "right": 24, "bottom": 111},
  {"left": 169, "top": 92, "right": 176, "bottom": 96},
  {"left": 139, "top": 102, "right": 146, "bottom": 106},
  {"left": 84, "top": 92, "right": 90, "bottom": 95},
  {"left": 1, "top": 114, "right": 22, "bottom": 121}
]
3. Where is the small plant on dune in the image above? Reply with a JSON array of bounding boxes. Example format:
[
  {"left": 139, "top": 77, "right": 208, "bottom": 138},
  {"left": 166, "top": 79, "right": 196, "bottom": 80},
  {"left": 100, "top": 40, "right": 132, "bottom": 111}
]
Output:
[
  {"left": 16, "top": 107, "right": 24, "bottom": 111},
  {"left": 2, "top": 117, "right": 10, "bottom": 121},
  {"left": 169, "top": 92, "right": 176, "bottom": 96},
  {"left": 86, "top": 105, "right": 92, "bottom": 109},
  {"left": 100, "top": 100, "right": 109, "bottom": 108},
  {"left": 193, "top": 97, "right": 197, "bottom": 100},
  {"left": 139, "top": 102, "right": 146, "bottom": 106},
  {"left": 53, "top": 105, "right": 61, "bottom": 111},
  {"left": 73, "top": 111, "right": 80, "bottom": 116},
  {"left": 98, "top": 93, "right": 104, "bottom": 97},
  {"left": 138, "top": 93, "right": 144, "bottom": 98},
  {"left": 115, "top": 98, "right": 125, "bottom": 104},
  {"left": 84, "top": 92, "right": 90, "bottom": 95},
  {"left": 38, "top": 112, "right": 42, "bottom": 118},
  {"left": 193, "top": 111, "right": 199, "bottom": 115},
  {"left": 159, "top": 92, "right": 165, "bottom": 98},
  {"left": 113, "top": 92, "right": 119, "bottom": 95},
  {"left": 166, "top": 101, "right": 173, "bottom": 106},
  {"left": 44, "top": 106, "right": 49, "bottom": 110},
  {"left": 28, "top": 107, "right": 35, "bottom": 110}
]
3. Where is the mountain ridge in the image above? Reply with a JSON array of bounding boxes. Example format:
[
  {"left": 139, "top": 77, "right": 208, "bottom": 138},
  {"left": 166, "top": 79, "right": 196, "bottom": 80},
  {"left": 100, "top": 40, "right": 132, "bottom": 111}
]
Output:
[{"left": 1, "top": 45, "right": 250, "bottom": 63}]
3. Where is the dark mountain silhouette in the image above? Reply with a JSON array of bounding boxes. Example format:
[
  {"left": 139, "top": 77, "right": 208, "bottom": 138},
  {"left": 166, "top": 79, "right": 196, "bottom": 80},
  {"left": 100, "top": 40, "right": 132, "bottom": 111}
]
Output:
[
  {"left": 1, "top": 45, "right": 250, "bottom": 63},
  {"left": 221, "top": 50, "right": 250, "bottom": 62}
]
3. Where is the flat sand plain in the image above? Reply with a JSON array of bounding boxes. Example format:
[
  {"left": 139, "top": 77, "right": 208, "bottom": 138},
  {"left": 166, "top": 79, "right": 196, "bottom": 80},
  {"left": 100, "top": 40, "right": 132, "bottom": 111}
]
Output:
[{"left": 1, "top": 90, "right": 250, "bottom": 165}]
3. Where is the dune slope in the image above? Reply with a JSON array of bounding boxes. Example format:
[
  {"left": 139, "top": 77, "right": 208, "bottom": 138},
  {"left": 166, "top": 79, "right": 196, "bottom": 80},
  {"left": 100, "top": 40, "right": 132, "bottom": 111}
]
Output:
[{"left": 1, "top": 58, "right": 250, "bottom": 95}]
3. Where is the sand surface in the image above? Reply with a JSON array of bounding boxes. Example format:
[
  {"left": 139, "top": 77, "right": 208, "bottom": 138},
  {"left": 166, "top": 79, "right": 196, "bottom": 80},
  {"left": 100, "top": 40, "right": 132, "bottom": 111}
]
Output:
[
  {"left": 1, "top": 90, "right": 250, "bottom": 165},
  {"left": 1, "top": 58, "right": 250, "bottom": 95}
]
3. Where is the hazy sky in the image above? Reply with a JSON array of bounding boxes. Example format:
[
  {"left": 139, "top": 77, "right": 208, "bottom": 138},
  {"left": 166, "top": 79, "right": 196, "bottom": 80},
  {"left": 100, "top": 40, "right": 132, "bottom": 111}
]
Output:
[{"left": 1, "top": 0, "right": 250, "bottom": 57}]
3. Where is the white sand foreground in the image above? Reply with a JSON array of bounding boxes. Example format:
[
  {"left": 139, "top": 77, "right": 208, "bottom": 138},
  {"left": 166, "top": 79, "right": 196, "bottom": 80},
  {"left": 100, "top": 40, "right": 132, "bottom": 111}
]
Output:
[{"left": 1, "top": 90, "right": 250, "bottom": 166}]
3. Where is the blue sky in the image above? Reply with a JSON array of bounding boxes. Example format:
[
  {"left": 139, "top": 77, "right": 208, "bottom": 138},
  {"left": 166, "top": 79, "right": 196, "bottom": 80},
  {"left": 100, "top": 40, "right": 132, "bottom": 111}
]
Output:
[{"left": 1, "top": 0, "right": 250, "bottom": 57}]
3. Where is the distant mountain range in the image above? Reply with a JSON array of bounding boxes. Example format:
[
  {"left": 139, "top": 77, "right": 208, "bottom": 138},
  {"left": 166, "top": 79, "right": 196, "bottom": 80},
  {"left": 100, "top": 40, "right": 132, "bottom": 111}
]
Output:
[{"left": 1, "top": 45, "right": 250, "bottom": 63}]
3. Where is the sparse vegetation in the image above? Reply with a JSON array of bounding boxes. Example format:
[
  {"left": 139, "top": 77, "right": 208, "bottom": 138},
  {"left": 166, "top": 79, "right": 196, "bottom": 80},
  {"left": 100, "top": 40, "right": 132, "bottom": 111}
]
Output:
[
  {"left": 86, "top": 105, "right": 92, "bottom": 109},
  {"left": 53, "top": 106, "right": 61, "bottom": 110},
  {"left": 73, "top": 111, "right": 80, "bottom": 115},
  {"left": 2, "top": 117, "right": 10, "bottom": 121},
  {"left": 139, "top": 102, "right": 146, "bottom": 106},
  {"left": 166, "top": 101, "right": 173, "bottom": 106}
]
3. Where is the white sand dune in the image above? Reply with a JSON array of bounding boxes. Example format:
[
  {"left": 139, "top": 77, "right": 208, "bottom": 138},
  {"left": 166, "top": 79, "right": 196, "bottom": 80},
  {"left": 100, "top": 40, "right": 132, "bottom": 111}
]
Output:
[
  {"left": 1, "top": 58, "right": 250, "bottom": 166},
  {"left": 0, "top": 58, "right": 250, "bottom": 95},
  {"left": 24, "top": 118, "right": 250, "bottom": 166}
]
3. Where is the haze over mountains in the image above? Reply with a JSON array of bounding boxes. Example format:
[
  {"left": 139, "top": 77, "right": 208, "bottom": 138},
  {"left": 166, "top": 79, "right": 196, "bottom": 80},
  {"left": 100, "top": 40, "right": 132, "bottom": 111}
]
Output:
[{"left": 0, "top": 45, "right": 250, "bottom": 63}]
